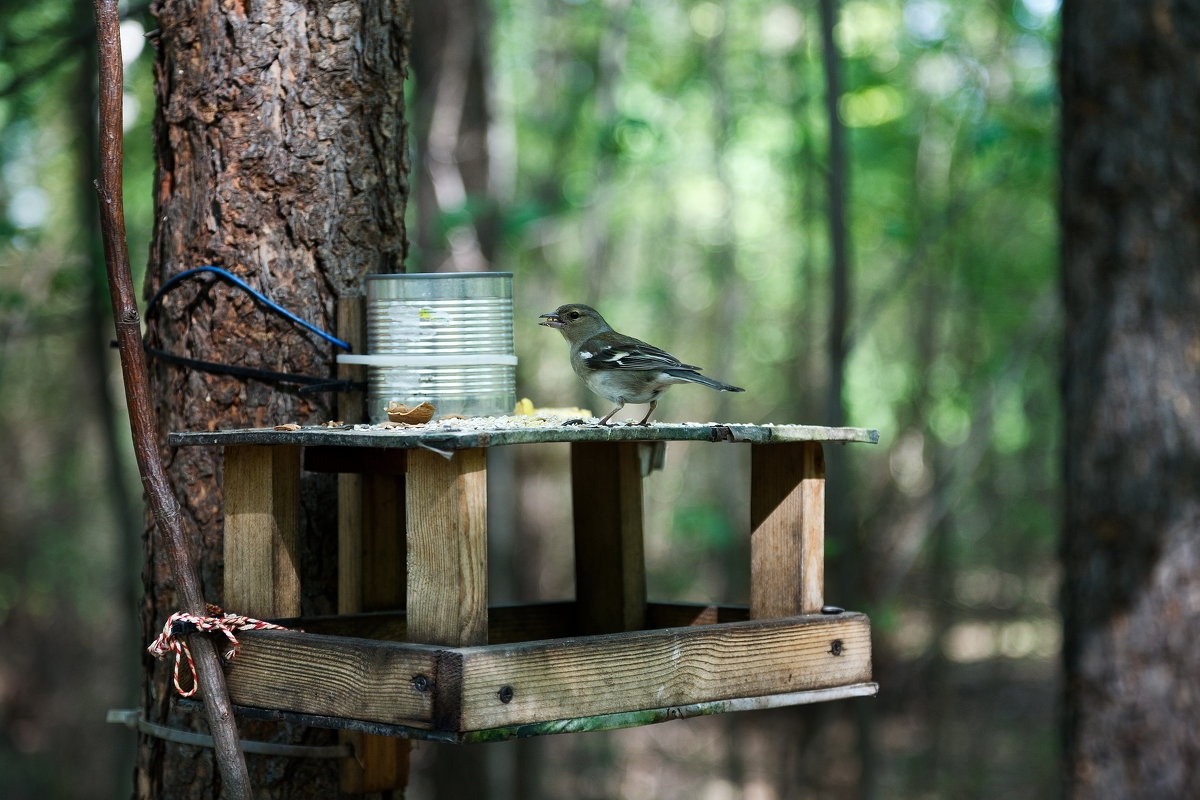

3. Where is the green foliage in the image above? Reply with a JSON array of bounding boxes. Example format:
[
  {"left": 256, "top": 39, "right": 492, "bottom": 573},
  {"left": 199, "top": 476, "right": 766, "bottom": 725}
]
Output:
[
  {"left": 1, "top": 0, "right": 1060, "bottom": 796},
  {"left": 488, "top": 0, "right": 1060, "bottom": 793},
  {"left": 0, "top": 3, "right": 152, "bottom": 797}
]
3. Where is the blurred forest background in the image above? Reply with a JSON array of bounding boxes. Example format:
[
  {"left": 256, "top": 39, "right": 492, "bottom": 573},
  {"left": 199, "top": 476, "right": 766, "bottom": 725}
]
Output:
[{"left": 1, "top": 0, "right": 1061, "bottom": 797}]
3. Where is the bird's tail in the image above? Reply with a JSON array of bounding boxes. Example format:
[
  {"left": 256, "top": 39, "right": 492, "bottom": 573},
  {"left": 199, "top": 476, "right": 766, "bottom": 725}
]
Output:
[{"left": 665, "top": 369, "right": 745, "bottom": 393}]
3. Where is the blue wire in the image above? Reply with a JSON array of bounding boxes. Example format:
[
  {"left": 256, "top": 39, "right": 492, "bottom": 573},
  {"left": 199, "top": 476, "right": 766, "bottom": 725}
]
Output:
[{"left": 145, "top": 266, "right": 352, "bottom": 351}]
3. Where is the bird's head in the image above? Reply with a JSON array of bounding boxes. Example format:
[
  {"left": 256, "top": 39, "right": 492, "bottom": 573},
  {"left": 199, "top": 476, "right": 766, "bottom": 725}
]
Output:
[{"left": 539, "top": 304, "right": 609, "bottom": 340}]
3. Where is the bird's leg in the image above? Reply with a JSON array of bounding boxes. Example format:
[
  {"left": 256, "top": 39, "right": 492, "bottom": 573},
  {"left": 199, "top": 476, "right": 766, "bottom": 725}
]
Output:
[
  {"left": 598, "top": 401, "right": 624, "bottom": 426},
  {"left": 636, "top": 400, "right": 658, "bottom": 426}
]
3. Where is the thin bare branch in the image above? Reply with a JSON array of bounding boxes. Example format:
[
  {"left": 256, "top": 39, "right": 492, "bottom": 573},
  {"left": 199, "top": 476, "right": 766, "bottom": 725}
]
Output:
[{"left": 91, "top": 1, "right": 252, "bottom": 796}]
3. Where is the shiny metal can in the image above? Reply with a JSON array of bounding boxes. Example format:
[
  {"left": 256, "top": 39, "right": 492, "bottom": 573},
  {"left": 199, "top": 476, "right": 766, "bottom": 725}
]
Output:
[{"left": 349, "top": 272, "right": 516, "bottom": 421}]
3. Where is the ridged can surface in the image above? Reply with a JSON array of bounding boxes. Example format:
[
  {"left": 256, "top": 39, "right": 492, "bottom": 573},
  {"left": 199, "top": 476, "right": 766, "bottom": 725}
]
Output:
[{"left": 366, "top": 273, "right": 515, "bottom": 421}]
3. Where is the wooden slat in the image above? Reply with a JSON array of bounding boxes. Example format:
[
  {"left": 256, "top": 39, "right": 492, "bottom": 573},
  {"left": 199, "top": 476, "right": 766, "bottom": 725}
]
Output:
[
  {"left": 223, "top": 444, "right": 301, "bottom": 618},
  {"left": 220, "top": 682, "right": 879, "bottom": 743},
  {"left": 171, "top": 422, "right": 882, "bottom": 450},
  {"left": 405, "top": 447, "right": 488, "bottom": 646},
  {"left": 336, "top": 294, "right": 366, "bottom": 425},
  {"left": 333, "top": 298, "right": 412, "bottom": 794},
  {"left": 218, "top": 681, "right": 873, "bottom": 743},
  {"left": 571, "top": 442, "right": 647, "bottom": 633},
  {"left": 750, "top": 442, "right": 825, "bottom": 617},
  {"left": 333, "top": 296, "right": 412, "bottom": 796},
  {"left": 459, "top": 683, "right": 880, "bottom": 743},
  {"left": 452, "top": 613, "right": 871, "bottom": 731},
  {"left": 224, "top": 629, "right": 438, "bottom": 727}
]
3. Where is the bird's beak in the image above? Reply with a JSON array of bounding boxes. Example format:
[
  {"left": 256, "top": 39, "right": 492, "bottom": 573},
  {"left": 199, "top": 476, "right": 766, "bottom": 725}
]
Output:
[{"left": 539, "top": 312, "right": 564, "bottom": 329}]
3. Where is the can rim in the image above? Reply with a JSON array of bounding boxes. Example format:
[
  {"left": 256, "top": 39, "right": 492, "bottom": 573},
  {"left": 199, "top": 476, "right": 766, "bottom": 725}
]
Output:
[{"left": 365, "top": 272, "right": 513, "bottom": 280}]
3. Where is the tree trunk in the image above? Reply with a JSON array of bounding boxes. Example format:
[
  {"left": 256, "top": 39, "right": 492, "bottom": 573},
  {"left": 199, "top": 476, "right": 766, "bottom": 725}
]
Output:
[
  {"left": 1060, "top": 2, "right": 1200, "bottom": 796},
  {"left": 138, "top": 1, "right": 409, "bottom": 797}
]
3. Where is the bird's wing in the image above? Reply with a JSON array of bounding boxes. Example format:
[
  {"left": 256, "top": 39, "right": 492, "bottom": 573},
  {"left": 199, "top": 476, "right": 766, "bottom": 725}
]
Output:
[{"left": 580, "top": 338, "right": 701, "bottom": 372}]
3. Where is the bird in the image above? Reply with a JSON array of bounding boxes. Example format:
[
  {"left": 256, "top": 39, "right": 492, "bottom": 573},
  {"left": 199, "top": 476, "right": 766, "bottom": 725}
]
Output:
[{"left": 539, "top": 303, "right": 745, "bottom": 426}]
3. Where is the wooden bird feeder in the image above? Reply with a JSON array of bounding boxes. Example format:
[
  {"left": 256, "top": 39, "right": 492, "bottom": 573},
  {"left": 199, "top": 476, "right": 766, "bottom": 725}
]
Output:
[{"left": 170, "top": 421, "right": 878, "bottom": 789}]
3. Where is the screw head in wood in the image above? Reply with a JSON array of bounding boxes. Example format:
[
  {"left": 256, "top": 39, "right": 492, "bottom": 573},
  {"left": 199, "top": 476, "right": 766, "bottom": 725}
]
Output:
[
  {"left": 498, "top": 685, "right": 514, "bottom": 704},
  {"left": 829, "top": 639, "right": 843, "bottom": 656},
  {"left": 411, "top": 674, "right": 431, "bottom": 693}
]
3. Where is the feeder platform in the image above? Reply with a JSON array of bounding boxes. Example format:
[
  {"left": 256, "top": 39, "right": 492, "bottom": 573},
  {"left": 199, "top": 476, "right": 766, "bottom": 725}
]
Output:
[{"left": 169, "top": 421, "right": 879, "bottom": 747}]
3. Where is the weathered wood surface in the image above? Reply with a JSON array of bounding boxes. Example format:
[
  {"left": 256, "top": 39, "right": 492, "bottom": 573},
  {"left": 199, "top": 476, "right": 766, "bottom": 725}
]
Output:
[
  {"left": 225, "top": 612, "right": 871, "bottom": 735},
  {"left": 331, "top": 297, "right": 412, "bottom": 795},
  {"left": 223, "top": 444, "right": 302, "bottom": 618},
  {"left": 170, "top": 422, "right": 880, "bottom": 450},
  {"left": 750, "top": 442, "right": 825, "bottom": 618},
  {"left": 225, "top": 630, "right": 439, "bottom": 727},
  {"left": 211, "top": 680, "right": 879, "bottom": 744},
  {"left": 459, "top": 682, "right": 879, "bottom": 743},
  {"left": 405, "top": 448, "right": 488, "bottom": 646},
  {"left": 449, "top": 612, "right": 871, "bottom": 731},
  {"left": 571, "top": 442, "right": 647, "bottom": 633}
]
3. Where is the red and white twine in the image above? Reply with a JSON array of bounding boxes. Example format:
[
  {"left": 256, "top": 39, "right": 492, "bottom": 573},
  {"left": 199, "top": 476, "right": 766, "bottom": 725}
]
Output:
[{"left": 147, "top": 604, "right": 296, "bottom": 697}]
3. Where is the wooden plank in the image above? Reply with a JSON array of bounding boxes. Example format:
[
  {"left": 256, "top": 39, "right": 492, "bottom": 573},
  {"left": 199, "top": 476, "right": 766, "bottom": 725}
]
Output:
[
  {"left": 333, "top": 294, "right": 410, "bottom": 792},
  {"left": 405, "top": 447, "right": 488, "bottom": 646},
  {"left": 171, "top": 422, "right": 882, "bottom": 451},
  {"left": 336, "top": 468, "right": 408, "bottom": 788},
  {"left": 571, "top": 442, "right": 647, "bottom": 633},
  {"left": 750, "top": 442, "right": 825, "bottom": 618},
  {"left": 219, "top": 681, "right": 878, "bottom": 743},
  {"left": 334, "top": 296, "right": 412, "bottom": 795},
  {"left": 223, "top": 444, "right": 301, "bottom": 618},
  {"left": 223, "top": 629, "right": 438, "bottom": 727},
  {"left": 460, "top": 683, "right": 880, "bottom": 743},
  {"left": 336, "top": 294, "right": 367, "bottom": 425},
  {"left": 452, "top": 613, "right": 871, "bottom": 731}
]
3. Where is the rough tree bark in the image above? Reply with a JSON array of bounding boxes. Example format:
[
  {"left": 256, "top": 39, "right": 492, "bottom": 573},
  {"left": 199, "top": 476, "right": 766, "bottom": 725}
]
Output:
[
  {"left": 138, "top": 1, "right": 409, "bottom": 797},
  {"left": 1061, "top": 1, "right": 1200, "bottom": 796}
]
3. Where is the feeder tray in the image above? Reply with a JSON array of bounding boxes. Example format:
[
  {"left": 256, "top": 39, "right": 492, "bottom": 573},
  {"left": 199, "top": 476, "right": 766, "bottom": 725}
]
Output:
[{"left": 169, "top": 422, "right": 878, "bottom": 751}]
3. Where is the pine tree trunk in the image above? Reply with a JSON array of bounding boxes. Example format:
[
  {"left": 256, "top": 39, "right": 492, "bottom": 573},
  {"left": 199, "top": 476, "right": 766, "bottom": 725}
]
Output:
[
  {"left": 137, "top": 2, "right": 409, "bottom": 796},
  {"left": 1060, "top": 2, "right": 1200, "bottom": 796}
]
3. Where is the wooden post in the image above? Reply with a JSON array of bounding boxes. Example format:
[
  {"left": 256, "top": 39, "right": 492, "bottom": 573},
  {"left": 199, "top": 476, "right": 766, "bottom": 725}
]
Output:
[
  {"left": 223, "top": 444, "right": 301, "bottom": 619},
  {"left": 570, "top": 442, "right": 647, "bottom": 634},
  {"left": 334, "top": 455, "right": 409, "bottom": 794},
  {"left": 332, "top": 294, "right": 411, "bottom": 794},
  {"left": 406, "top": 448, "right": 489, "bottom": 646},
  {"left": 749, "top": 442, "right": 825, "bottom": 618},
  {"left": 336, "top": 293, "right": 370, "bottom": 614}
]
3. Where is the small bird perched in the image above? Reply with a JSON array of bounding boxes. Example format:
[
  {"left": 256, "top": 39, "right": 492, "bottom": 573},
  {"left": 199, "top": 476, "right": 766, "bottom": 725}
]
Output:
[{"left": 539, "top": 303, "right": 745, "bottom": 426}]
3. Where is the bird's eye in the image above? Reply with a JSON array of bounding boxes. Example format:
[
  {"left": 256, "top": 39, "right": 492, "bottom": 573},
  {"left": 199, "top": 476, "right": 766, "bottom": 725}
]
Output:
[{"left": 568, "top": 311, "right": 581, "bottom": 320}]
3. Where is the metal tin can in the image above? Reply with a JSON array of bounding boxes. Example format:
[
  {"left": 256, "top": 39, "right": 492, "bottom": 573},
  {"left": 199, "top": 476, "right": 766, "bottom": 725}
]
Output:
[{"left": 353, "top": 273, "right": 516, "bottom": 421}]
